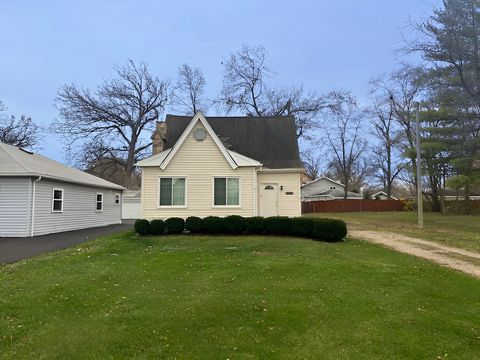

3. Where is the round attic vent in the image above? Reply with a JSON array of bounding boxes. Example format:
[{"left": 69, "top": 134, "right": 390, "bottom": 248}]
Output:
[{"left": 193, "top": 128, "right": 207, "bottom": 141}]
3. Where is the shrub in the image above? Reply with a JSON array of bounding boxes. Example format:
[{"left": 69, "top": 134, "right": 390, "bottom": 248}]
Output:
[
  {"left": 150, "top": 219, "right": 165, "bottom": 235},
  {"left": 165, "top": 217, "right": 185, "bottom": 234},
  {"left": 311, "top": 218, "right": 347, "bottom": 242},
  {"left": 185, "top": 216, "right": 204, "bottom": 233},
  {"left": 264, "top": 216, "right": 290, "bottom": 235},
  {"left": 224, "top": 215, "right": 246, "bottom": 235},
  {"left": 244, "top": 216, "right": 265, "bottom": 235},
  {"left": 134, "top": 219, "right": 151, "bottom": 236},
  {"left": 288, "top": 217, "right": 315, "bottom": 238},
  {"left": 203, "top": 216, "right": 225, "bottom": 234}
]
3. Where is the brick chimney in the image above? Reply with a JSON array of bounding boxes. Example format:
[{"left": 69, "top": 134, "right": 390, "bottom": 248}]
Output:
[{"left": 151, "top": 121, "right": 167, "bottom": 155}]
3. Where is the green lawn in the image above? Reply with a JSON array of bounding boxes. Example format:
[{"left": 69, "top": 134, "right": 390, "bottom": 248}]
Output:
[
  {"left": 307, "top": 212, "right": 480, "bottom": 252},
  {"left": 1, "top": 232, "right": 480, "bottom": 359}
]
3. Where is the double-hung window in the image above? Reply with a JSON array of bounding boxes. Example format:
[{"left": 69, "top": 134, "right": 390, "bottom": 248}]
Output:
[
  {"left": 214, "top": 177, "right": 240, "bottom": 206},
  {"left": 52, "top": 188, "right": 64, "bottom": 212},
  {"left": 159, "top": 177, "right": 186, "bottom": 206},
  {"left": 96, "top": 193, "right": 103, "bottom": 212},
  {"left": 115, "top": 193, "right": 120, "bottom": 205}
]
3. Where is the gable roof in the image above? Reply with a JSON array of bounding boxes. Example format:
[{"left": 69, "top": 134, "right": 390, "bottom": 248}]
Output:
[
  {"left": 301, "top": 176, "right": 345, "bottom": 189},
  {"left": 304, "top": 189, "right": 363, "bottom": 199},
  {"left": 162, "top": 113, "right": 303, "bottom": 169},
  {"left": 371, "top": 191, "right": 398, "bottom": 200},
  {"left": 0, "top": 142, "right": 124, "bottom": 190},
  {"left": 135, "top": 113, "right": 262, "bottom": 169}
]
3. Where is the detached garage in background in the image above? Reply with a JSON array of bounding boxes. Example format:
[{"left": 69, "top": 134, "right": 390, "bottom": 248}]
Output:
[{"left": 0, "top": 142, "right": 124, "bottom": 237}]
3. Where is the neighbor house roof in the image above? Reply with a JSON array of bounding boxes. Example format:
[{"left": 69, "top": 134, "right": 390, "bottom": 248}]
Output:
[
  {"left": 304, "top": 188, "right": 363, "bottom": 199},
  {"left": 0, "top": 142, "right": 124, "bottom": 190},
  {"left": 301, "top": 176, "right": 345, "bottom": 189},
  {"left": 161, "top": 114, "right": 303, "bottom": 169}
]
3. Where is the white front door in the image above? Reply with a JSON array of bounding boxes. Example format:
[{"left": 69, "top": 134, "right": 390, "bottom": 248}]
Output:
[{"left": 260, "top": 183, "right": 278, "bottom": 217}]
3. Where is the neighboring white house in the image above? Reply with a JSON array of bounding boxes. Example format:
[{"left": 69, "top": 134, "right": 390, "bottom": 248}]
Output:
[
  {"left": 0, "top": 142, "right": 124, "bottom": 237},
  {"left": 122, "top": 190, "right": 141, "bottom": 219},
  {"left": 301, "top": 176, "right": 363, "bottom": 201},
  {"left": 136, "top": 112, "right": 304, "bottom": 218},
  {"left": 371, "top": 191, "right": 398, "bottom": 200}
]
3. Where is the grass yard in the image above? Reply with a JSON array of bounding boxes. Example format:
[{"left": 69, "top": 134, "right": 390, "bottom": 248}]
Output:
[
  {"left": 1, "top": 232, "right": 480, "bottom": 359},
  {"left": 307, "top": 212, "right": 480, "bottom": 253}
]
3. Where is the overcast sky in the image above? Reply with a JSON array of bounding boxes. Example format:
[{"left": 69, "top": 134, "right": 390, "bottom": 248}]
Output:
[{"left": 0, "top": 0, "right": 437, "bottom": 162}]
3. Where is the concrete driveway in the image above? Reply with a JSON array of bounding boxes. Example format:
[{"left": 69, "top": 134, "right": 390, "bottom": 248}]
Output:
[{"left": 0, "top": 221, "right": 134, "bottom": 264}]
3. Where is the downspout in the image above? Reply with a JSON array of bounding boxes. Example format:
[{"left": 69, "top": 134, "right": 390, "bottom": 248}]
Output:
[{"left": 31, "top": 176, "right": 42, "bottom": 237}]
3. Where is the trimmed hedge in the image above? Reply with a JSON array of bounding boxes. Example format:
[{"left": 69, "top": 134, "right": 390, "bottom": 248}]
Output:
[
  {"left": 134, "top": 219, "right": 151, "bottom": 236},
  {"left": 150, "top": 219, "right": 165, "bottom": 235},
  {"left": 185, "top": 216, "right": 204, "bottom": 233},
  {"left": 135, "top": 216, "right": 347, "bottom": 242},
  {"left": 165, "top": 217, "right": 185, "bottom": 234}
]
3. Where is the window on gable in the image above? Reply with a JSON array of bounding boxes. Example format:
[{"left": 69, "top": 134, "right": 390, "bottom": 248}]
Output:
[
  {"left": 96, "top": 193, "right": 103, "bottom": 212},
  {"left": 52, "top": 188, "right": 64, "bottom": 212},
  {"left": 214, "top": 177, "right": 240, "bottom": 206},
  {"left": 115, "top": 194, "right": 120, "bottom": 205},
  {"left": 159, "top": 177, "right": 186, "bottom": 206}
]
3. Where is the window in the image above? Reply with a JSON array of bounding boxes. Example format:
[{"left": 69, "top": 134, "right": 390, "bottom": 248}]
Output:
[
  {"left": 115, "top": 194, "right": 120, "bottom": 205},
  {"left": 52, "top": 188, "right": 63, "bottom": 212},
  {"left": 159, "top": 177, "right": 186, "bottom": 206},
  {"left": 214, "top": 177, "right": 240, "bottom": 206},
  {"left": 96, "top": 193, "right": 103, "bottom": 212}
]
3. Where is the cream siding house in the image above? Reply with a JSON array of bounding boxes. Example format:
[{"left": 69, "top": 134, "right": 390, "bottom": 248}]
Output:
[
  {"left": 0, "top": 142, "right": 124, "bottom": 237},
  {"left": 136, "top": 112, "right": 303, "bottom": 218}
]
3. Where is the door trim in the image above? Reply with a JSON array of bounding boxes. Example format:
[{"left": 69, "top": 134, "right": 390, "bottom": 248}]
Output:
[{"left": 259, "top": 182, "right": 279, "bottom": 217}]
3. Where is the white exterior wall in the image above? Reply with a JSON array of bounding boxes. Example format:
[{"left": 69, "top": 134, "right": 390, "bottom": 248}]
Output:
[
  {"left": 32, "top": 179, "right": 122, "bottom": 236},
  {"left": 0, "top": 177, "right": 31, "bottom": 237},
  {"left": 257, "top": 172, "right": 301, "bottom": 217},
  {"left": 142, "top": 123, "right": 256, "bottom": 219}
]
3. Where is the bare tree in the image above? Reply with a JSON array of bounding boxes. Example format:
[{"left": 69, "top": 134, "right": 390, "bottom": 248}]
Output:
[
  {"left": 322, "top": 98, "right": 368, "bottom": 199},
  {"left": 219, "top": 44, "right": 346, "bottom": 139},
  {"left": 0, "top": 101, "right": 41, "bottom": 149},
  {"left": 369, "top": 98, "right": 406, "bottom": 198},
  {"left": 52, "top": 60, "right": 169, "bottom": 188},
  {"left": 171, "top": 63, "right": 208, "bottom": 115},
  {"left": 301, "top": 148, "right": 324, "bottom": 180}
]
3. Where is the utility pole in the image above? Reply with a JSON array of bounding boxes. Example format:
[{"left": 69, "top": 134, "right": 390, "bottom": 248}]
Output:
[{"left": 415, "top": 102, "right": 424, "bottom": 229}]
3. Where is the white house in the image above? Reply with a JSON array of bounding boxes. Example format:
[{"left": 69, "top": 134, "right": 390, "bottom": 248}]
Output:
[
  {"left": 122, "top": 190, "right": 141, "bottom": 219},
  {"left": 0, "top": 142, "right": 124, "bottom": 237},
  {"left": 301, "top": 176, "right": 363, "bottom": 201},
  {"left": 371, "top": 191, "right": 398, "bottom": 200},
  {"left": 136, "top": 112, "right": 304, "bottom": 218}
]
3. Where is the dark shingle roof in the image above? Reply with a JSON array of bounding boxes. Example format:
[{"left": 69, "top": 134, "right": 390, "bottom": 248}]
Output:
[{"left": 164, "top": 115, "right": 303, "bottom": 169}]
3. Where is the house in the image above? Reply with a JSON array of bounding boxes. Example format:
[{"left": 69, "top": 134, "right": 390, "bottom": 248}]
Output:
[
  {"left": 0, "top": 142, "right": 124, "bottom": 237},
  {"left": 301, "top": 176, "right": 363, "bottom": 201},
  {"left": 370, "top": 191, "right": 398, "bottom": 200},
  {"left": 135, "top": 112, "right": 304, "bottom": 218}
]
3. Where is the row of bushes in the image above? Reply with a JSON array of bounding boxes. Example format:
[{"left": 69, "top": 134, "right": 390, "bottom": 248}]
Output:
[{"left": 134, "top": 216, "right": 347, "bottom": 242}]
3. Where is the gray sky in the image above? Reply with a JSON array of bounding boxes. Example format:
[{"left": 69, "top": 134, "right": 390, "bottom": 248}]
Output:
[{"left": 0, "top": 0, "right": 436, "bottom": 161}]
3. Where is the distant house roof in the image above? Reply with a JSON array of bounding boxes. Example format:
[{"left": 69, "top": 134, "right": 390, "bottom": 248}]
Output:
[
  {"left": 0, "top": 142, "right": 124, "bottom": 190},
  {"left": 305, "top": 188, "right": 363, "bottom": 199},
  {"left": 162, "top": 114, "right": 303, "bottom": 169},
  {"left": 371, "top": 191, "right": 398, "bottom": 200},
  {"left": 301, "top": 176, "right": 345, "bottom": 189}
]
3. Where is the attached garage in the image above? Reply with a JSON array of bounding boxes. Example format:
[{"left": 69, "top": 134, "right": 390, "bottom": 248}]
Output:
[{"left": 0, "top": 142, "right": 124, "bottom": 237}]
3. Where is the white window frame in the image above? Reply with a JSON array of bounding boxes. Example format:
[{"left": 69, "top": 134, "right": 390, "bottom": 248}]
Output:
[
  {"left": 96, "top": 192, "right": 104, "bottom": 212},
  {"left": 157, "top": 176, "right": 188, "bottom": 208},
  {"left": 114, "top": 193, "right": 120, "bottom": 205},
  {"left": 51, "top": 187, "right": 64, "bottom": 213},
  {"left": 212, "top": 176, "right": 241, "bottom": 208}
]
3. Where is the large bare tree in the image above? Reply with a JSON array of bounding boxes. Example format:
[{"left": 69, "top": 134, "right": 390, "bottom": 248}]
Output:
[
  {"left": 0, "top": 101, "right": 41, "bottom": 149},
  {"left": 219, "top": 45, "right": 346, "bottom": 139},
  {"left": 170, "top": 63, "right": 208, "bottom": 115},
  {"left": 322, "top": 98, "right": 368, "bottom": 199},
  {"left": 52, "top": 60, "right": 169, "bottom": 188}
]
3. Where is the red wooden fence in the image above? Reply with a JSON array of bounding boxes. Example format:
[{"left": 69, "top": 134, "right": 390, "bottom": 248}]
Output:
[{"left": 302, "top": 199, "right": 404, "bottom": 213}]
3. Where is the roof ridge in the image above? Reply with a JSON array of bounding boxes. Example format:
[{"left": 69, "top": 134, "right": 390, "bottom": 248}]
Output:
[{"left": 0, "top": 142, "right": 31, "bottom": 173}]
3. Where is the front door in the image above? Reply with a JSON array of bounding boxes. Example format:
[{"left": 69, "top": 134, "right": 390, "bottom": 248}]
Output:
[{"left": 260, "top": 183, "right": 278, "bottom": 217}]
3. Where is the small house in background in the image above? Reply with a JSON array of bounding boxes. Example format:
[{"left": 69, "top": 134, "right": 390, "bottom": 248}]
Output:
[
  {"left": 371, "top": 191, "right": 398, "bottom": 200},
  {"left": 122, "top": 190, "right": 141, "bottom": 219},
  {"left": 301, "top": 176, "right": 363, "bottom": 201},
  {"left": 136, "top": 112, "right": 304, "bottom": 218},
  {"left": 0, "top": 142, "right": 124, "bottom": 237}
]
